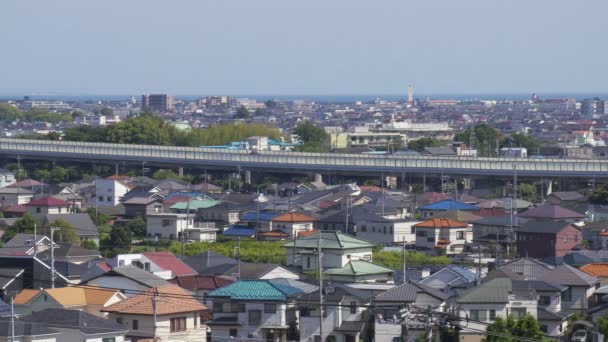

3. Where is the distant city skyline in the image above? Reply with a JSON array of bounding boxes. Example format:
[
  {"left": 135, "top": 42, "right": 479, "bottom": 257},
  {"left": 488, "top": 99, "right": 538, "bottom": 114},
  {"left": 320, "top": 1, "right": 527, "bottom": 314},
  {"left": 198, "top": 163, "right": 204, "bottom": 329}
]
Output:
[{"left": 2, "top": 0, "right": 607, "bottom": 95}]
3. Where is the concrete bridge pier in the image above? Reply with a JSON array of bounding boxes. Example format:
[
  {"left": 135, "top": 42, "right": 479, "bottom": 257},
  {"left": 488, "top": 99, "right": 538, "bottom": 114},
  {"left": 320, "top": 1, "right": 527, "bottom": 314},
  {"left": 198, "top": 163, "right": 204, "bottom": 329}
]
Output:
[{"left": 178, "top": 167, "right": 184, "bottom": 177}]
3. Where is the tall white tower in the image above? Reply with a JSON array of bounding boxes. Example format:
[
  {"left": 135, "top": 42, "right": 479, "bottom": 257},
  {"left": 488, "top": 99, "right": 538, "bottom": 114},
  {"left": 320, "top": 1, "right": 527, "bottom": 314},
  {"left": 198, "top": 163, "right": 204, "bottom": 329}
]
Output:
[{"left": 407, "top": 84, "right": 414, "bottom": 104}]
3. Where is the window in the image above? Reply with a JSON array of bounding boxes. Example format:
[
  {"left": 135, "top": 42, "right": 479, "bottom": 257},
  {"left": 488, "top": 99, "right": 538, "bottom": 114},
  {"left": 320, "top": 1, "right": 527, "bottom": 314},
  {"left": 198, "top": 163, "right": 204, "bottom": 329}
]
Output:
[
  {"left": 540, "top": 325, "right": 548, "bottom": 333},
  {"left": 427, "top": 237, "right": 435, "bottom": 243},
  {"left": 511, "top": 308, "right": 527, "bottom": 319},
  {"left": 99, "top": 196, "right": 104, "bottom": 201},
  {"left": 361, "top": 225, "right": 366, "bottom": 232},
  {"left": 162, "top": 219, "right": 172, "bottom": 227},
  {"left": 350, "top": 301, "right": 357, "bottom": 314},
  {"left": 300, "top": 307, "right": 312, "bottom": 317},
  {"left": 170, "top": 317, "right": 187, "bottom": 332},
  {"left": 417, "top": 231, "right": 427, "bottom": 237},
  {"left": 383, "top": 226, "right": 387, "bottom": 234},
  {"left": 229, "top": 329, "right": 238, "bottom": 337},
  {"left": 456, "top": 231, "right": 464, "bottom": 240},
  {"left": 249, "top": 310, "right": 261, "bottom": 326},
  {"left": 489, "top": 310, "right": 496, "bottom": 321},
  {"left": 36, "top": 207, "right": 41, "bottom": 213},
  {"left": 264, "top": 303, "right": 277, "bottom": 313},
  {"left": 102, "top": 338, "right": 116, "bottom": 342},
  {"left": 118, "top": 260, "right": 125, "bottom": 266},
  {"left": 193, "top": 313, "right": 197, "bottom": 327},
  {"left": 563, "top": 235, "right": 568, "bottom": 243},
  {"left": 307, "top": 257, "right": 311, "bottom": 269},
  {"left": 562, "top": 287, "right": 572, "bottom": 302},
  {"left": 116, "top": 317, "right": 123, "bottom": 324},
  {"left": 107, "top": 196, "right": 112, "bottom": 202},
  {"left": 213, "top": 302, "right": 224, "bottom": 313},
  {"left": 470, "top": 310, "right": 479, "bottom": 321},
  {"left": 539, "top": 296, "right": 551, "bottom": 306},
  {"left": 132, "top": 320, "right": 139, "bottom": 330}
]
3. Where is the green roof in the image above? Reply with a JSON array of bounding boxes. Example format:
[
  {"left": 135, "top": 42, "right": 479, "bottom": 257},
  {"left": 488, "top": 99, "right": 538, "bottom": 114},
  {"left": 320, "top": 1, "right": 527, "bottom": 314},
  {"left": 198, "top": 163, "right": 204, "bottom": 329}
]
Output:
[
  {"left": 324, "top": 260, "right": 394, "bottom": 276},
  {"left": 207, "top": 280, "right": 302, "bottom": 301},
  {"left": 170, "top": 199, "right": 219, "bottom": 210},
  {"left": 282, "top": 231, "right": 375, "bottom": 250}
]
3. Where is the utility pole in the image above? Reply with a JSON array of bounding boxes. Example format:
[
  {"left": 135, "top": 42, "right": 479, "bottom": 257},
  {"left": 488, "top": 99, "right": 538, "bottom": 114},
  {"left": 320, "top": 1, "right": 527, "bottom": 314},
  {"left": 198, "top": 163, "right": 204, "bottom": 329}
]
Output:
[
  {"left": 33, "top": 224, "right": 37, "bottom": 257},
  {"left": 10, "top": 297, "right": 14, "bottom": 342},
  {"left": 402, "top": 236, "right": 407, "bottom": 284},
  {"left": 236, "top": 237, "right": 241, "bottom": 280},
  {"left": 425, "top": 306, "right": 433, "bottom": 342},
  {"left": 400, "top": 305, "right": 409, "bottom": 342},
  {"left": 317, "top": 239, "right": 324, "bottom": 342},
  {"left": 182, "top": 193, "right": 192, "bottom": 257},
  {"left": 50, "top": 226, "right": 60, "bottom": 288},
  {"left": 152, "top": 288, "right": 157, "bottom": 342}
]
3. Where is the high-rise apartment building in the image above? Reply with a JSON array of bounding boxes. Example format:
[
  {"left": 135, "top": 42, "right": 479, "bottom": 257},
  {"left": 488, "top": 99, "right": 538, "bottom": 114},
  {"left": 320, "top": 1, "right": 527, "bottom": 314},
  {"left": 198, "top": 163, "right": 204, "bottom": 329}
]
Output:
[{"left": 141, "top": 94, "right": 174, "bottom": 112}]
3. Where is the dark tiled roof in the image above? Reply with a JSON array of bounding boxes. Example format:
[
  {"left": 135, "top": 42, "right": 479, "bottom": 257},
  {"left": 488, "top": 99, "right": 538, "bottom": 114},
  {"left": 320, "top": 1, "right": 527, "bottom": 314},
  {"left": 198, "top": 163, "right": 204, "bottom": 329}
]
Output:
[
  {"left": 0, "top": 320, "right": 57, "bottom": 337},
  {"left": 87, "top": 265, "right": 171, "bottom": 288},
  {"left": 22, "top": 308, "right": 126, "bottom": 335},
  {"left": 516, "top": 220, "right": 577, "bottom": 234},
  {"left": 45, "top": 214, "right": 98, "bottom": 237},
  {"left": 519, "top": 204, "right": 585, "bottom": 220}
]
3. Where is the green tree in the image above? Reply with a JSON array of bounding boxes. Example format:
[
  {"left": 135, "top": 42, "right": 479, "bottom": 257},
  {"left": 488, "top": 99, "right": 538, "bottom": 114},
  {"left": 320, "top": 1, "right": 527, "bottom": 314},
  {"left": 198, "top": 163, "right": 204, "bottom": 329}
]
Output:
[
  {"left": 516, "top": 183, "right": 538, "bottom": 202},
  {"left": 82, "top": 240, "right": 98, "bottom": 250},
  {"left": 4, "top": 214, "right": 40, "bottom": 241},
  {"left": 126, "top": 216, "right": 147, "bottom": 237},
  {"left": 234, "top": 105, "right": 251, "bottom": 119},
  {"left": 109, "top": 225, "right": 132, "bottom": 253},
  {"left": 509, "top": 132, "right": 540, "bottom": 154},
  {"left": 407, "top": 137, "right": 443, "bottom": 151},
  {"left": 485, "top": 314, "right": 543, "bottom": 342},
  {"left": 597, "top": 312, "right": 608, "bottom": 336},
  {"left": 86, "top": 208, "right": 111, "bottom": 226},
  {"left": 50, "top": 219, "right": 80, "bottom": 245},
  {"left": 32, "top": 169, "right": 51, "bottom": 182},
  {"left": 456, "top": 123, "right": 505, "bottom": 157},
  {"left": 49, "top": 166, "right": 67, "bottom": 183},
  {"left": 0, "top": 103, "right": 23, "bottom": 122},
  {"left": 45, "top": 132, "right": 62, "bottom": 141},
  {"left": 590, "top": 185, "right": 608, "bottom": 205},
  {"left": 99, "top": 107, "right": 113, "bottom": 116},
  {"left": 293, "top": 121, "right": 329, "bottom": 152}
]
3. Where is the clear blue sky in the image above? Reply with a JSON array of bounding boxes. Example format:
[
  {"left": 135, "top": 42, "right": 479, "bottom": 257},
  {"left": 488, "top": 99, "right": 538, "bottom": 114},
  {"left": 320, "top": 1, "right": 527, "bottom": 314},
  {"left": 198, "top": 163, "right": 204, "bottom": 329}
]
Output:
[{"left": 1, "top": 0, "right": 606, "bottom": 96}]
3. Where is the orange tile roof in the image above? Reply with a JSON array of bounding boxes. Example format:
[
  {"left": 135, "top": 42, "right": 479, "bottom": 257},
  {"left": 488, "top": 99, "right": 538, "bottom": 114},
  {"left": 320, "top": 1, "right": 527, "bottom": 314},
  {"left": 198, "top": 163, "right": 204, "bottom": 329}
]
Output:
[
  {"left": 580, "top": 263, "right": 608, "bottom": 277},
  {"left": 13, "top": 289, "right": 39, "bottom": 305},
  {"left": 298, "top": 230, "right": 317, "bottom": 238},
  {"left": 414, "top": 218, "right": 468, "bottom": 229},
  {"left": 14, "top": 286, "right": 123, "bottom": 306},
  {"left": 600, "top": 231, "right": 608, "bottom": 237},
  {"left": 102, "top": 285, "right": 206, "bottom": 316},
  {"left": 260, "top": 231, "right": 289, "bottom": 237},
  {"left": 272, "top": 212, "right": 316, "bottom": 222}
]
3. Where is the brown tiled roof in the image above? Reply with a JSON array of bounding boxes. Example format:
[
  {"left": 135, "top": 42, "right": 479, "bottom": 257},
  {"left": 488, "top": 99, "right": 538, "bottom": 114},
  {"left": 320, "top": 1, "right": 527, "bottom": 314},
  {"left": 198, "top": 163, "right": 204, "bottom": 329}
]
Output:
[
  {"left": 102, "top": 285, "right": 206, "bottom": 315},
  {"left": 298, "top": 230, "right": 317, "bottom": 238},
  {"left": 580, "top": 263, "right": 608, "bottom": 277},
  {"left": 260, "top": 231, "right": 289, "bottom": 237},
  {"left": 414, "top": 218, "right": 468, "bottom": 228},
  {"left": 13, "top": 289, "right": 39, "bottom": 304},
  {"left": 272, "top": 212, "right": 316, "bottom": 222}
]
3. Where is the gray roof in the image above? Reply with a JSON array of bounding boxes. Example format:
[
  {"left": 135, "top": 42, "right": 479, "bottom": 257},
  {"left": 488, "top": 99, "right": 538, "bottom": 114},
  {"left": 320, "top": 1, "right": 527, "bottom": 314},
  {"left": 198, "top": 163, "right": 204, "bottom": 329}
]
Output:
[
  {"left": 45, "top": 213, "right": 98, "bottom": 237},
  {"left": 537, "top": 308, "right": 571, "bottom": 321},
  {"left": 0, "top": 187, "right": 34, "bottom": 195},
  {"left": 540, "top": 264, "right": 598, "bottom": 287},
  {"left": 0, "top": 268, "right": 24, "bottom": 288},
  {"left": 516, "top": 220, "right": 577, "bottom": 234},
  {"left": 0, "top": 321, "right": 57, "bottom": 337},
  {"left": 548, "top": 192, "right": 584, "bottom": 201},
  {"left": 374, "top": 281, "right": 448, "bottom": 303},
  {"left": 457, "top": 278, "right": 512, "bottom": 304},
  {"left": 474, "top": 215, "right": 527, "bottom": 226},
  {"left": 183, "top": 251, "right": 237, "bottom": 274},
  {"left": 87, "top": 265, "right": 171, "bottom": 288},
  {"left": 22, "top": 308, "right": 127, "bottom": 335},
  {"left": 511, "top": 280, "right": 566, "bottom": 292},
  {"left": 4, "top": 234, "right": 48, "bottom": 248}
]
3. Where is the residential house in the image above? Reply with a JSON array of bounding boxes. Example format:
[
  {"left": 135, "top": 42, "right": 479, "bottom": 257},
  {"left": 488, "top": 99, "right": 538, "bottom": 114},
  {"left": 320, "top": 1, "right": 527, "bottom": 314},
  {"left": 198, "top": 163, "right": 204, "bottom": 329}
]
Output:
[
  {"left": 44, "top": 213, "right": 99, "bottom": 245},
  {"left": 0, "top": 234, "right": 52, "bottom": 256},
  {"left": 546, "top": 191, "right": 585, "bottom": 206},
  {"left": 122, "top": 197, "right": 163, "bottom": 218},
  {"left": 456, "top": 278, "right": 570, "bottom": 341},
  {"left": 207, "top": 279, "right": 316, "bottom": 342},
  {"left": 82, "top": 265, "right": 171, "bottom": 297},
  {"left": 269, "top": 212, "right": 316, "bottom": 238},
  {"left": 373, "top": 282, "right": 449, "bottom": 342},
  {"left": 417, "top": 199, "right": 479, "bottom": 219},
  {"left": 196, "top": 202, "right": 246, "bottom": 229},
  {"left": 0, "top": 268, "right": 24, "bottom": 300},
  {"left": 103, "top": 285, "right": 207, "bottom": 342},
  {"left": 518, "top": 204, "right": 586, "bottom": 225},
  {"left": 13, "top": 285, "right": 126, "bottom": 317},
  {"left": 472, "top": 215, "right": 525, "bottom": 249},
  {"left": 169, "top": 275, "right": 235, "bottom": 301},
  {"left": 0, "top": 187, "right": 34, "bottom": 207},
  {"left": 24, "top": 197, "right": 71, "bottom": 220},
  {"left": 418, "top": 265, "right": 479, "bottom": 291},
  {"left": 95, "top": 178, "right": 132, "bottom": 207},
  {"left": 105, "top": 252, "right": 197, "bottom": 279},
  {"left": 298, "top": 283, "right": 375, "bottom": 342},
  {"left": 146, "top": 213, "right": 217, "bottom": 242},
  {"left": 284, "top": 231, "right": 393, "bottom": 282},
  {"left": 515, "top": 220, "right": 582, "bottom": 258},
  {"left": 22, "top": 308, "right": 128, "bottom": 342},
  {"left": 0, "top": 320, "right": 59, "bottom": 342},
  {"left": 414, "top": 218, "right": 469, "bottom": 254},
  {"left": 170, "top": 198, "right": 220, "bottom": 214},
  {"left": 0, "top": 168, "right": 15, "bottom": 188},
  {"left": 0, "top": 253, "right": 70, "bottom": 292}
]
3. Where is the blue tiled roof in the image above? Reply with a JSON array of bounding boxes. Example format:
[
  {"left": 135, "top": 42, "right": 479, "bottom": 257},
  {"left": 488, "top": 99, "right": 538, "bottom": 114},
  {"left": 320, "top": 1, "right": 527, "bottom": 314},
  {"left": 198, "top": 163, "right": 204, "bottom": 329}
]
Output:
[
  {"left": 418, "top": 199, "right": 479, "bottom": 211},
  {"left": 207, "top": 280, "right": 303, "bottom": 301},
  {"left": 223, "top": 225, "right": 256, "bottom": 237},
  {"left": 446, "top": 265, "right": 479, "bottom": 282},
  {"left": 241, "top": 211, "right": 281, "bottom": 221}
]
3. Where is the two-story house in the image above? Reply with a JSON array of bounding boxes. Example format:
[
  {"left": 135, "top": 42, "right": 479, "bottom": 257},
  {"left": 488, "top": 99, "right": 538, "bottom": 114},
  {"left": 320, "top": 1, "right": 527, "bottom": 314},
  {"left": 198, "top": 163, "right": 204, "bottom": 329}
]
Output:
[
  {"left": 270, "top": 212, "right": 316, "bottom": 238},
  {"left": 106, "top": 252, "right": 197, "bottom": 280},
  {"left": 298, "top": 283, "right": 374, "bottom": 342},
  {"left": 146, "top": 213, "right": 217, "bottom": 242},
  {"left": 95, "top": 178, "right": 132, "bottom": 207},
  {"left": 103, "top": 285, "right": 207, "bottom": 342},
  {"left": 283, "top": 231, "right": 394, "bottom": 282},
  {"left": 206, "top": 279, "right": 316, "bottom": 342},
  {"left": 516, "top": 220, "right": 582, "bottom": 258},
  {"left": 417, "top": 199, "right": 479, "bottom": 219},
  {"left": 24, "top": 197, "right": 71, "bottom": 220},
  {"left": 0, "top": 187, "right": 34, "bottom": 207},
  {"left": 414, "top": 218, "right": 469, "bottom": 254}
]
